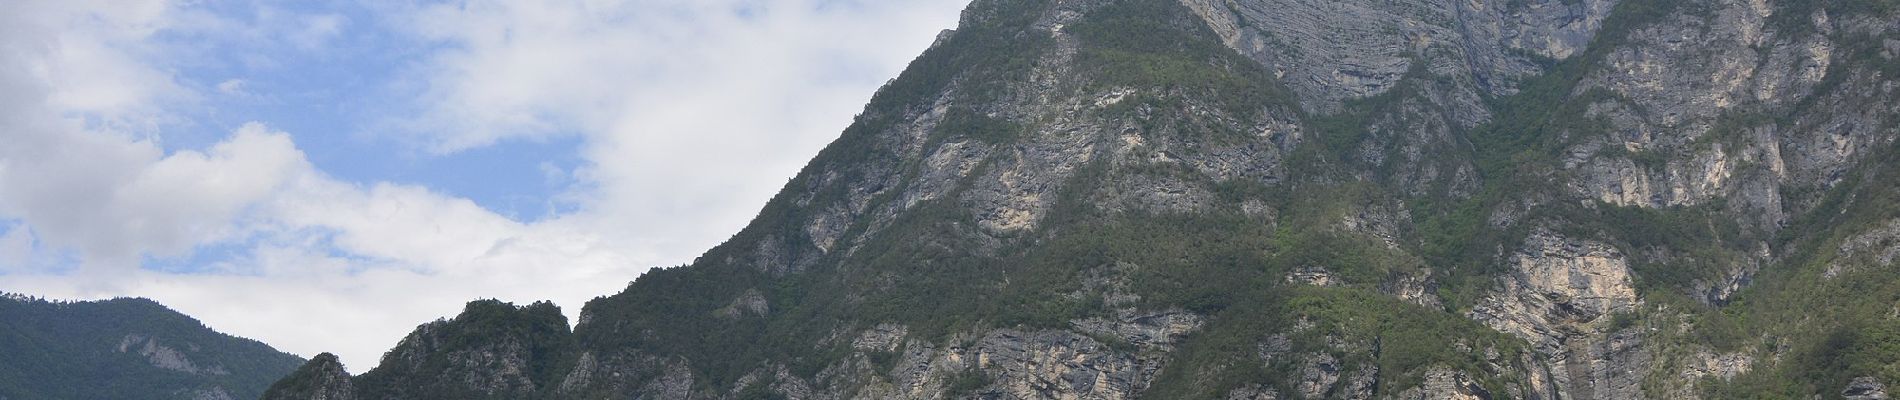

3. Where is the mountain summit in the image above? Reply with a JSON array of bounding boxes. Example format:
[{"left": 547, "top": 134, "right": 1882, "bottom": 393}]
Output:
[{"left": 272, "top": 0, "right": 1900, "bottom": 398}]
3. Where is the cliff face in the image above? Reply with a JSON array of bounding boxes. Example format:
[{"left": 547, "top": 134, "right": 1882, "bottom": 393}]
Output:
[{"left": 276, "top": 0, "right": 1900, "bottom": 398}]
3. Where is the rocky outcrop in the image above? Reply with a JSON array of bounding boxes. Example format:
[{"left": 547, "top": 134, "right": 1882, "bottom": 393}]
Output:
[
  {"left": 1561, "top": 0, "right": 1900, "bottom": 231},
  {"left": 1829, "top": 218, "right": 1900, "bottom": 278},
  {"left": 1845, "top": 377, "right": 1891, "bottom": 400},
  {"left": 1666, "top": 349, "right": 1752, "bottom": 396},
  {"left": 553, "top": 350, "right": 697, "bottom": 398},
  {"left": 350, "top": 300, "right": 573, "bottom": 400},
  {"left": 715, "top": 289, "right": 771, "bottom": 319},
  {"left": 1564, "top": 0, "right": 1804, "bottom": 211},
  {"left": 1296, "top": 352, "right": 1342, "bottom": 398},
  {"left": 559, "top": 307, "right": 1202, "bottom": 399},
  {"left": 117, "top": 334, "right": 228, "bottom": 375},
  {"left": 1225, "top": 384, "right": 1283, "bottom": 399},
  {"left": 974, "top": 328, "right": 1167, "bottom": 399},
  {"left": 1286, "top": 266, "right": 1340, "bottom": 286},
  {"left": 1178, "top": 0, "right": 1608, "bottom": 196},
  {"left": 1472, "top": 230, "right": 1639, "bottom": 350},
  {"left": 1392, "top": 367, "right": 1491, "bottom": 400},
  {"left": 1182, "top": 0, "right": 1616, "bottom": 113},
  {"left": 1470, "top": 229, "right": 1644, "bottom": 399},
  {"left": 185, "top": 388, "right": 235, "bottom": 400},
  {"left": 261, "top": 353, "right": 356, "bottom": 400}
]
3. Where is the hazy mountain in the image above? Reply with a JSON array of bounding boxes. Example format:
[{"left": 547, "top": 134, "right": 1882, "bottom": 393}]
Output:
[
  {"left": 0, "top": 293, "right": 304, "bottom": 400},
  {"left": 270, "top": 0, "right": 1900, "bottom": 398}
]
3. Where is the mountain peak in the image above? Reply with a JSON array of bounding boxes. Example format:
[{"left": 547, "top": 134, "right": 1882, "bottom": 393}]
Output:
[{"left": 262, "top": 353, "right": 355, "bottom": 400}]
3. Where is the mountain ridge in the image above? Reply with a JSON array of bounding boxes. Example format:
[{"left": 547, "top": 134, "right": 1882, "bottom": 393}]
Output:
[
  {"left": 0, "top": 292, "right": 306, "bottom": 400},
  {"left": 270, "top": 0, "right": 1900, "bottom": 398}
]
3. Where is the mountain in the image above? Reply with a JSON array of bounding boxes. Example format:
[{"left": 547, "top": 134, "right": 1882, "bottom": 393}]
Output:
[
  {"left": 261, "top": 300, "right": 570, "bottom": 400},
  {"left": 0, "top": 293, "right": 305, "bottom": 400},
  {"left": 270, "top": 0, "right": 1900, "bottom": 398}
]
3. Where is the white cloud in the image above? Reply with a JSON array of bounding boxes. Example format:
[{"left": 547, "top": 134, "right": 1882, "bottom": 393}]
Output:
[
  {"left": 390, "top": 0, "right": 968, "bottom": 263},
  {"left": 13, "top": 0, "right": 179, "bottom": 124},
  {"left": 119, "top": 124, "right": 302, "bottom": 252},
  {"left": 0, "top": 0, "right": 968, "bottom": 369},
  {"left": 0, "top": 117, "right": 648, "bottom": 366},
  {"left": 288, "top": 13, "right": 347, "bottom": 49},
  {"left": 0, "top": 0, "right": 191, "bottom": 266},
  {"left": 217, "top": 79, "right": 247, "bottom": 95},
  {"left": 0, "top": 225, "right": 40, "bottom": 271},
  {"left": 0, "top": 0, "right": 554, "bottom": 364}
]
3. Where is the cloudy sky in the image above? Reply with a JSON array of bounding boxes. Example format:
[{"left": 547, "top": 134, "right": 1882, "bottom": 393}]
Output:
[{"left": 0, "top": 0, "right": 967, "bottom": 370}]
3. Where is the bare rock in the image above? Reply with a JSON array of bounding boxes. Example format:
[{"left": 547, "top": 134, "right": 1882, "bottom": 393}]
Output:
[{"left": 1846, "top": 377, "right": 1891, "bottom": 400}]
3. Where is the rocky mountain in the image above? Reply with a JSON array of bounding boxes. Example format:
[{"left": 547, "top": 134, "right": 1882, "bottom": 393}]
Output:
[
  {"left": 0, "top": 293, "right": 305, "bottom": 400},
  {"left": 260, "top": 353, "right": 355, "bottom": 400},
  {"left": 264, "top": 300, "right": 572, "bottom": 400},
  {"left": 271, "top": 0, "right": 1900, "bottom": 398}
]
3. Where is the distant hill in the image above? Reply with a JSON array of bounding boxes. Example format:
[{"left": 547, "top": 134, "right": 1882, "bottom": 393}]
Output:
[{"left": 0, "top": 292, "right": 305, "bottom": 400}]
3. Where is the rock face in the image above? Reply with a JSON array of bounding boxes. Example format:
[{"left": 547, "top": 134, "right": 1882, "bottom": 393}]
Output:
[
  {"left": 1393, "top": 368, "right": 1491, "bottom": 400},
  {"left": 1469, "top": 230, "right": 1647, "bottom": 400},
  {"left": 1183, "top": 0, "right": 1615, "bottom": 112},
  {"left": 275, "top": 0, "right": 1900, "bottom": 398},
  {"left": 1830, "top": 218, "right": 1900, "bottom": 278},
  {"left": 1471, "top": 230, "right": 1638, "bottom": 352},
  {"left": 119, "top": 333, "right": 231, "bottom": 376},
  {"left": 1846, "top": 377, "right": 1891, "bottom": 400}
]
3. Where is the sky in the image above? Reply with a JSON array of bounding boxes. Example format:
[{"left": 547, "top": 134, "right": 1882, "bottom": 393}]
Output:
[{"left": 0, "top": 0, "right": 968, "bottom": 371}]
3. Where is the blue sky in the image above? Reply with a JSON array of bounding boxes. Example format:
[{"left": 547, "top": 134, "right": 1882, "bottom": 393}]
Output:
[
  {"left": 158, "top": 0, "right": 586, "bottom": 219},
  {"left": 0, "top": 0, "right": 967, "bottom": 369}
]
